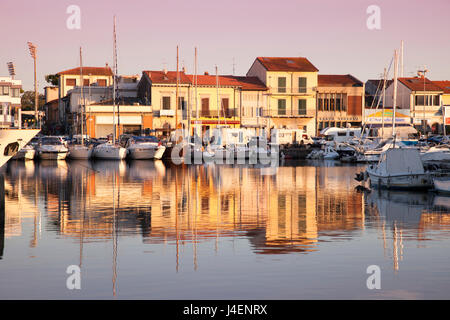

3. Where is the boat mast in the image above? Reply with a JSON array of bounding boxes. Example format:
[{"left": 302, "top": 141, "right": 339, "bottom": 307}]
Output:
[
  {"left": 216, "top": 65, "right": 220, "bottom": 126},
  {"left": 176, "top": 45, "right": 179, "bottom": 137},
  {"left": 79, "top": 46, "right": 85, "bottom": 146},
  {"left": 392, "top": 50, "right": 399, "bottom": 141},
  {"left": 112, "top": 16, "right": 117, "bottom": 145},
  {"left": 381, "top": 67, "right": 387, "bottom": 138},
  {"left": 195, "top": 47, "right": 198, "bottom": 137},
  {"left": 113, "top": 16, "right": 120, "bottom": 144}
]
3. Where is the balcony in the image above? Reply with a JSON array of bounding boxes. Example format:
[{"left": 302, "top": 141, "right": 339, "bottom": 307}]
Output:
[
  {"left": 269, "top": 87, "right": 316, "bottom": 95},
  {"left": 263, "top": 109, "right": 315, "bottom": 118},
  {"left": 191, "top": 109, "right": 238, "bottom": 118}
]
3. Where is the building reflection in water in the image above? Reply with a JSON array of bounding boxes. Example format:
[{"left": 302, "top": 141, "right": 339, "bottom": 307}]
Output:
[{"left": 2, "top": 160, "right": 450, "bottom": 293}]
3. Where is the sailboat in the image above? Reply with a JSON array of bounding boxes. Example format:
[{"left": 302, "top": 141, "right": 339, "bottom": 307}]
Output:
[
  {"left": 366, "top": 49, "right": 434, "bottom": 189},
  {"left": 93, "top": 16, "right": 127, "bottom": 160},
  {"left": 69, "top": 47, "right": 93, "bottom": 159}
]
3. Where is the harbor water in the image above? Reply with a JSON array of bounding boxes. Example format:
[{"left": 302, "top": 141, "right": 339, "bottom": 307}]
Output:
[{"left": 1, "top": 159, "right": 450, "bottom": 299}]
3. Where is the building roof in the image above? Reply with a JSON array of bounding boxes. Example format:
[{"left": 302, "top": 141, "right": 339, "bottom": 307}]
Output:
[
  {"left": 398, "top": 77, "right": 443, "bottom": 92},
  {"left": 432, "top": 81, "right": 450, "bottom": 94},
  {"left": 143, "top": 70, "right": 191, "bottom": 84},
  {"left": 186, "top": 74, "right": 267, "bottom": 90},
  {"left": 57, "top": 66, "right": 113, "bottom": 76},
  {"left": 255, "top": 57, "right": 319, "bottom": 72},
  {"left": 318, "top": 74, "right": 363, "bottom": 87}
]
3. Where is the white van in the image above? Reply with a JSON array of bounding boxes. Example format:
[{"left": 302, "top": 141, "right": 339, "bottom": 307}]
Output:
[
  {"left": 320, "top": 127, "right": 362, "bottom": 144},
  {"left": 270, "top": 129, "right": 313, "bottom": 145}
]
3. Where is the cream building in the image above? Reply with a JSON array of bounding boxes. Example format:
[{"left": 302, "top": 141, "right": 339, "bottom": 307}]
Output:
[
  {"left": 385, "top": 76, "right": 444, "bottom": 134},
  {"left": 246, "top": 57, "right": 318, "bottom": 137}
]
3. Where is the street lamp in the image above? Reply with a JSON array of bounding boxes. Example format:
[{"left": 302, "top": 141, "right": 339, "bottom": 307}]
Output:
[{"left": 27, "top": 41, "right": 38, "bottom": 128}]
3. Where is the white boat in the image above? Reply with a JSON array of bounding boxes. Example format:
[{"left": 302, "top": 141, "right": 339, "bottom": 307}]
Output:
[
  {"left": 0, "top": 128, "right": 40, "bottom": 167},
  {"left": 366, "top": 148, "right": 433, "bottom": 189},
  {"left": 433, "top": 177, "right": 450, "bottom": 193},
  {"left": 68, "top": 144, "right": 93, "bottom": 159},
  {"left": 12, "top": 144, "right": 36, "bottom": 160},
  {"left": 37, "top": 136, "right": 69, "bottom": 160},
  {"left": 323, "top": 145, "right": 339, "bottom": 160},
  {"left": 421, "top": 145, "right": 450, "bottom": 162},
  {"left": 93, "top": 142, "right": 127, "bottom": 160},
  {"left": 126, "top": 136, "right": 165, "bottom": 160}
]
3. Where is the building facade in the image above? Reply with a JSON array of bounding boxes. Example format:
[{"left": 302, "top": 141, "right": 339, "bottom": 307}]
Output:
[
  {"left": 0, "top": 76, "right": 22, "bottom": 128},
  {"left": 385, "top": 77, "right": 444, "bottom": 134},
  {"left": 246, "top": 57, "right": 318, "bottom": 137},
  {"left": 316, "top": 74, "right": 364, "bottom": 132}
]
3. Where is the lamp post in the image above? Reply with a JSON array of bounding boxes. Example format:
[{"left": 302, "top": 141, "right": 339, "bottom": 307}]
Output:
[{"left": 27, "top": 42, "right": 38, "bottom": 128}]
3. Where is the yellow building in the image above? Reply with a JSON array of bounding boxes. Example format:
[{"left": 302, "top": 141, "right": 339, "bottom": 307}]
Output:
[
  {"left": 246, "top": 57, "right": 318, "bottom": 137},
  {"left": 137, "top": 70, "right": 267, "bottom": 137}
]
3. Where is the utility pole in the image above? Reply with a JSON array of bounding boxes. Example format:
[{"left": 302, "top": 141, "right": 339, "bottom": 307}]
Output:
[
  {"left": 27, "top": 42, "right": 38, "bottom": 128},
  {"left": 418, "top": 66, "right": 428, "bottom": 136}
]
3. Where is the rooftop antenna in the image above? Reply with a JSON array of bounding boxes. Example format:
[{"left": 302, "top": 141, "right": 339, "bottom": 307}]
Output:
[
  {"left": 400, "top": 40, "right": 404, "bottom": 77},
  {"left": 7, "top": 62, "right": 15, "bottom": 80},
  {"left": 232, "top": 57, "right": 235, "bottom": 75}
]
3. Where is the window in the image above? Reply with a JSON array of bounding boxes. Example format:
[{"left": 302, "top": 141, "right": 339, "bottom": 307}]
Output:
[
  {"left": 415, "top": 95, "right": 425, "bottom": 106},
  {"left": 66, "top": 78, "right": 76, "bottom": 86},
  {"left": 0, "top": 86, "right": 9, "bottom": 95},
  {"left": 83, "top": 79, "right": 90, "bottom": 86},
  {"left": 433, "top": 95, "right": 440, "bottom": 106},
  {"left": 162, "top": 96, "right": 171, "bottom": 110},
  {"left": 318, "top": 98, "right": 323, "bottom": 111},
  {"left": 278, "top": 99, "right": 286, "bottom": 115},
  {"left": 278, "top": 77, "right": 286, "bottom": 93},
  {"left": 324, "top": 97, "right": 329, "bottom": 111},
  {"left": 178, "top": 97, "right": 185, "bottom": 110},
  {"left": 12, "top": 88, "right": 20, "bottom": 97},
  {"left": 298, "top": 77, "right": 307, "bottom": 93},
  {"left": 201, "top": 98, "right": 209, "bottom": 117},
  {"left": 336, "top": 97, "right": 341, "bottom": 111},
  {"left": 330, "top": 96, "right": 335, "bottom": 111},
  {"left": 97, "top": 79, "right": 107, "bottom": 87},
  {"left": 298, "top": 99, "right": 307, "bottom": 115}
]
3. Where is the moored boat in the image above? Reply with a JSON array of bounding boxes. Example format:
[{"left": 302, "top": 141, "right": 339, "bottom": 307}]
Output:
[
  {"left": 433, "top": 177, "right": 450, "bottom": 193},
  {"left": 37, "top": 136, "right": 69, "bottom": 160},
  {"left": 93, "top": 142, "right": 127, "bottom": 160},
  {"left": 366, "top": 148, "right": 433, "bottom": 189}
]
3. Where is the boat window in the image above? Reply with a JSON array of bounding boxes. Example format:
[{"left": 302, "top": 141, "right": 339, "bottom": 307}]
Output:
[
  {"left": 325, "top": 135, "right": 334, "bottom": 141},
  {"left": 337, "top": 132, "right": 346, "bottom": 136},
  {"left": 4, "top": 142, "right": 19, "bottom": 156}
]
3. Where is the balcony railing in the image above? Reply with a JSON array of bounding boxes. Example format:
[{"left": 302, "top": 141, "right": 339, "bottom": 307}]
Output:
[
  {"left": 269, "top": 87, "right": 316, "bottom": 95},
  {"left": 191, "top": 109, "right": 238, "bottom": 118}
]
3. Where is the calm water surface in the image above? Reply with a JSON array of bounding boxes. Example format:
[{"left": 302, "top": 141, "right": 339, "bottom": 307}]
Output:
[{"left": 1, "top": 159, "right": 450, "bottom": 299}]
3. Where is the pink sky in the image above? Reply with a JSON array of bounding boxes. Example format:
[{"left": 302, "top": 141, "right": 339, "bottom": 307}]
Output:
[{"left": 1, "top": 0, "right": 449, "bottom": 91}]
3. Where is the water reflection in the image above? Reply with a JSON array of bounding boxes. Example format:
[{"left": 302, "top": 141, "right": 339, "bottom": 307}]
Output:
[{"left": 1, "top": 160, "right": 450, "bottom": 298}]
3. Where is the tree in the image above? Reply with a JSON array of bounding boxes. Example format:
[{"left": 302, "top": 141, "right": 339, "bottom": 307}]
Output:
[
  {"left": 21, "top": 91, "right": 46, "bottom": 111},
  {"left": 45, "top": 74, "right": 59, "bottom": 86}
]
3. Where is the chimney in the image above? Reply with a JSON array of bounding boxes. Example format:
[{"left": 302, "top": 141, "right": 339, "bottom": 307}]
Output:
[
  {"left": 106, "top": 62, "right": 109, "bottom": 67},
  {"left": 182, "top": 66, "right": 186, "bottom": 73},
  {"left": 204, "top": 71, "right": 209, "bottom": 75},
  {"left": 163, "top": 68, "right": 168, "bottom": 74}
]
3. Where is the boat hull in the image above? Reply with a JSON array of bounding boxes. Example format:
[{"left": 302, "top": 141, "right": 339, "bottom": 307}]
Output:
[
  {"left": 69, "top": 146, "right": 93, "bottom": 159},
  {"left": 128, "top": 147, "right": 158, "bottom": 160},
  {"left": 433, "top": 178, "right": 450, "bottom": 193},
  {"left": 368, "top": 172, "right": 433, "bottom": 189},
  {"left": 93, "top": 144, "right": 127, "bottom": 160},
  {"left": 12, "top": 148, "right": 36, "bottom": 160},
  {"left": 0, "top": 129, "right": 40, "bottom": 168}
]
